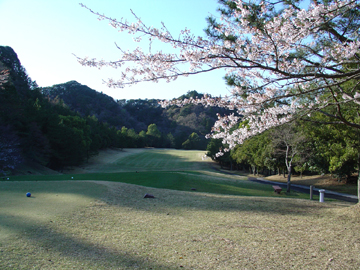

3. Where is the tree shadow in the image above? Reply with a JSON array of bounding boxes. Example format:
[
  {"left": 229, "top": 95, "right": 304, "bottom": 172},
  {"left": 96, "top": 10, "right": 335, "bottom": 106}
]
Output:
[
  {"left": 0, "top": 213, "right": 179, "bottom": 269},
  {"left": 0, "top": 180, "right": 352, "bottom": 269}
]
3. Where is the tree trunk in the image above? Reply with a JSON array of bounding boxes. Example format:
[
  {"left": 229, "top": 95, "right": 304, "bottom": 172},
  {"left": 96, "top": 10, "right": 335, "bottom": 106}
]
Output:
[{"left": 287, "top": 165, "right": 292, "bottom": 193}]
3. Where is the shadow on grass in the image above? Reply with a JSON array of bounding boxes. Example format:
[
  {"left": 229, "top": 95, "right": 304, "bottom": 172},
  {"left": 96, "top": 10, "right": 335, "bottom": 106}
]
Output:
[
  {"left": 0, "top": 181, "right": 183, "bottom": 269},
  {"left": 0, "top": 213, "right": 178, "bottom": 269},
  {"left": 99, "top": 181, "right": 347, "bottom": 219}
]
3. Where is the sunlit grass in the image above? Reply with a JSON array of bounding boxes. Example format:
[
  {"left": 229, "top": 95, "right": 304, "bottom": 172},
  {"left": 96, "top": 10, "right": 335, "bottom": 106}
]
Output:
[{"left": 81, "top": 148, "right": 211, "bottom": 173}]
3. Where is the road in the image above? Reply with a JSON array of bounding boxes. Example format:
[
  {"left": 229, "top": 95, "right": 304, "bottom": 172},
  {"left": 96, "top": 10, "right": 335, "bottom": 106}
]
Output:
[{"left": 248, "top": 177, "right": 358, "bottom": 203}]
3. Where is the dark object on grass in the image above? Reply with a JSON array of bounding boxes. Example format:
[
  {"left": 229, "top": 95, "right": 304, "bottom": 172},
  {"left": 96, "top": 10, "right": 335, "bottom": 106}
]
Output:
[
  {"left": 191, "top": 188, "right": 197, "bottom": 191},
  {"left": 272, "top": 185, "right": 282, "bottom": 194},
  {"left": 144, "top": 193, "right": 155, "bottom": 198}
]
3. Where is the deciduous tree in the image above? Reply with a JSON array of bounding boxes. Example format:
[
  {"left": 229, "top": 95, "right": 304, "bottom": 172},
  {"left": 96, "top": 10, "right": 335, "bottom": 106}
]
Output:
[
  {"left": 270, "top": 124, "right": 307, "bottom": 192},
  {"left": 146, "top": 123, "right": 162, "bottom": 147}
]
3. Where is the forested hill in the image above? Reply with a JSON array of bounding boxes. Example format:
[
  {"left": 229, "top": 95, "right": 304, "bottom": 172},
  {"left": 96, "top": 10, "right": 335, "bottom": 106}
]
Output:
[
  {"left": 41, "top": 81, "right": 141, "bottom": 130},
  {"left": 41, "top": 81, "right": 230, "bottom": 148},
  {"left": 0, "top": 45, "right": 228, "bottom": 174}
]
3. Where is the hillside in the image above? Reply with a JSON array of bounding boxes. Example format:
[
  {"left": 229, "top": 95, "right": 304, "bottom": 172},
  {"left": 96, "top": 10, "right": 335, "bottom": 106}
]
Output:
[
  {"left": 41, "top": 81, "right": 141, "bottom": 130},
  {"left": 41, "top": 81, "right": 231, "bottom": 149},
  {"left": 0, "top": 45, "right": 231, "bottom": 174}
]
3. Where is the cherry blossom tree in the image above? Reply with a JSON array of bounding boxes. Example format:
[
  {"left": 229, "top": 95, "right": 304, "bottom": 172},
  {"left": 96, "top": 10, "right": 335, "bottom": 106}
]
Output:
[{"left": 78, "top": 0, "right": 360, "bottom": 149}]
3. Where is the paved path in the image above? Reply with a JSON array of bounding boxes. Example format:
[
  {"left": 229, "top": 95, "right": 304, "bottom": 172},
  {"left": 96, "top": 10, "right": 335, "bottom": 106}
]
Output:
[{"left": 249, "top": 177, "right": 358, "bottom": 203}]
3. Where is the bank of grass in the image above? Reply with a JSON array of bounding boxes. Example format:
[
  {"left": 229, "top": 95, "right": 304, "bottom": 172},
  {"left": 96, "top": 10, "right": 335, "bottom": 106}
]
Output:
[
  {"left": 15, "top": 148, "right": 358, "bottom": 196},
  {"left": 6, "top": 170, "right": 317, "bottom": 200},
  {"left": 0, "top": 180, "right": 359, "bottom": 269},
  {"left": 9, "top": 148, "right": 326, "bottom": 199}
]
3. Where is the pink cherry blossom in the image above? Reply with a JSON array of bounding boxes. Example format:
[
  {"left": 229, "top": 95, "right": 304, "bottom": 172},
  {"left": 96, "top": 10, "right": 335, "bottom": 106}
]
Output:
[{"left": 78, "top": 0, "right": 360, "bottom": 150}]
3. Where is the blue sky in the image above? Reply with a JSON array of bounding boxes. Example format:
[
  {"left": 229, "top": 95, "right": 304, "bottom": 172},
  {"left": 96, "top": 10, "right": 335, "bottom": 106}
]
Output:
[{"left": 0, "top": 0, "right": 230, "bottom": 100}]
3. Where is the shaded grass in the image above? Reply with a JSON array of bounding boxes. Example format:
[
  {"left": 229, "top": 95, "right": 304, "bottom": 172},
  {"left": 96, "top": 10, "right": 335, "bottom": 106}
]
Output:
[
  {"left": 0, "top": 181, "right": 358, "bottom": 269},
  {"left": 0, "top": 181, "right": 106, "bottom": 240}
]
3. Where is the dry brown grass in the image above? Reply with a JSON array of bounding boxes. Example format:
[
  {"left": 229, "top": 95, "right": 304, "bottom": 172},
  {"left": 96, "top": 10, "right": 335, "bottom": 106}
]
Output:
[{"left": 1, "top": 181, "right": 359, "bottom": 269}]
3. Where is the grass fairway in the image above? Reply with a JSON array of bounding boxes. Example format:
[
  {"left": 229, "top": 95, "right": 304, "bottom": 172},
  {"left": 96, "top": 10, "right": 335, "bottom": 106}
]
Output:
[
  {"left": 64, "top": 148, "right": 212, "bottom": 174},
  {"left": 10, "top": 148, "right": 318, "bottom": 199},
  {"left": 1, "top": 148, "right": 360, "bottom": 269},
  {"left": 8, "top": 171, "right": 316, "bottom": 200}
]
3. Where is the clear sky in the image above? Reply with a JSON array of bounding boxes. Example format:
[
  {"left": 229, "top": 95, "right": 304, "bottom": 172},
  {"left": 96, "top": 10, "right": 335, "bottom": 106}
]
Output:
[{"left": 0, "top": 0, "right": 230, "bottom": 100}]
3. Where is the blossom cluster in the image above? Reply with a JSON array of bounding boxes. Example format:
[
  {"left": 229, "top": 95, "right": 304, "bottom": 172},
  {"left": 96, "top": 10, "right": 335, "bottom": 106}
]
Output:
[{"left": 79, "top": 0, "right": 360, "bottom": 151}]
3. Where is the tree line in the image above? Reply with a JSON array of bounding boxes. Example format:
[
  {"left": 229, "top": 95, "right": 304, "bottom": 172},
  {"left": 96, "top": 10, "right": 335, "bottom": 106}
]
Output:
[{"left": 208, "top": 118, "right": 359, "bottom": 190}]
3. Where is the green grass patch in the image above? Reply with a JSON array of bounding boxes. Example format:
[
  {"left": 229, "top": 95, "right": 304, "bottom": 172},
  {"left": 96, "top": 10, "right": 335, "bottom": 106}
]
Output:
[
  {"left": 5, "top": 171, "right": 317, "bottom": 200},
  {"left": 0, "top": 181, "right": 106, "bottom": 239},
  {"left": 91, "top": 148, "right": 211, "bottom": 173},
  {"left": 6, "top": 149, "right": 327, "bottom": 200}
]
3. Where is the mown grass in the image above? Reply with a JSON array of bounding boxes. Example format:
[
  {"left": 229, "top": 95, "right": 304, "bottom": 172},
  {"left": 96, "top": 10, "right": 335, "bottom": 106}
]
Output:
[
  {"left": 113, "top": 149, "right": 210, "bottom": 171},
  {"left": 75, "top": 148, "right": 212, "bottom": 173},
  {"left": 9, "top": 148, "right": 325, "bottom": 200},
  {"left": 5, "top": 170, "right": 318, "bottom": 200}
]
